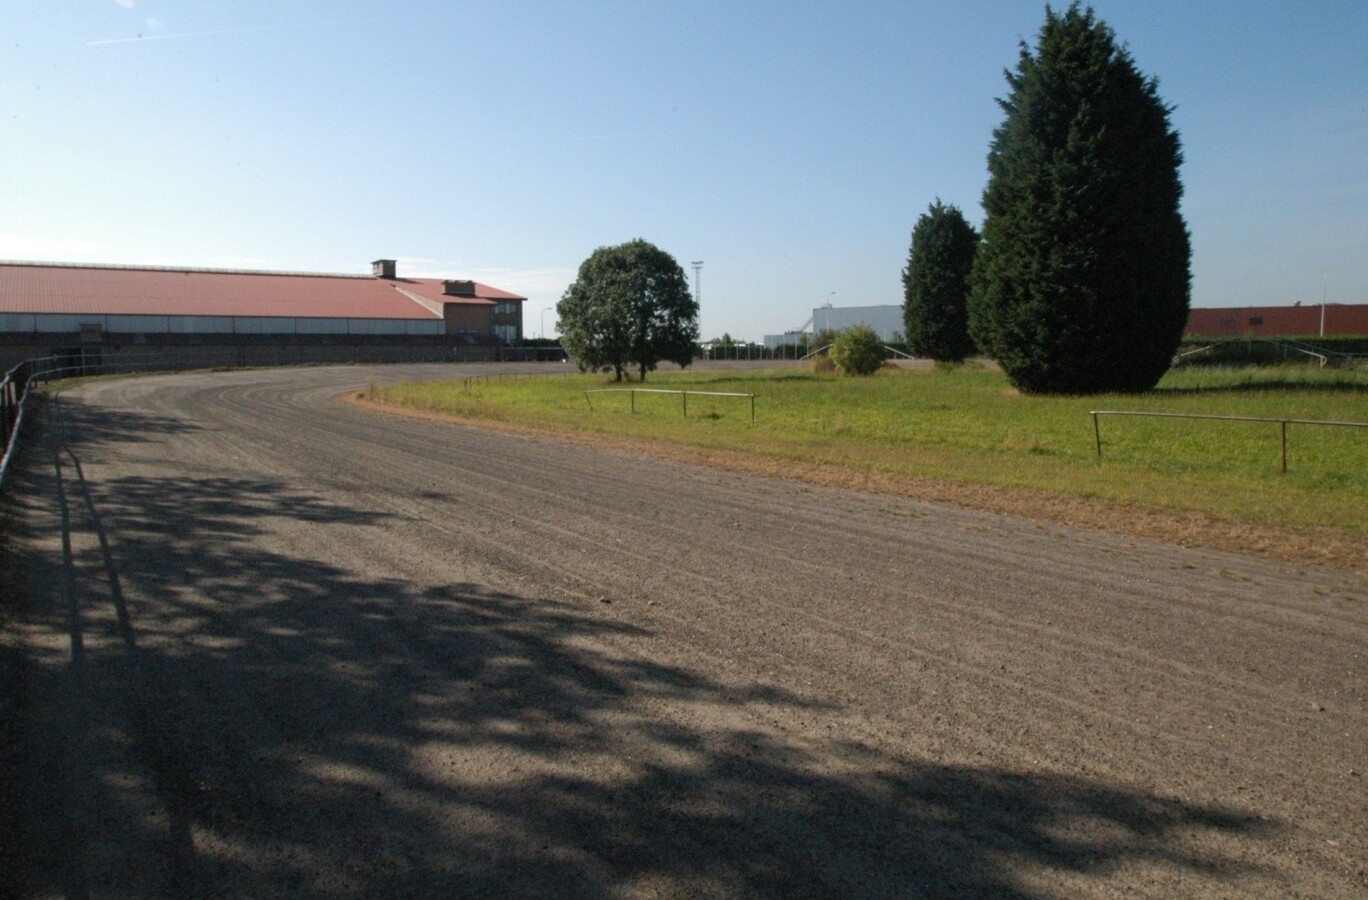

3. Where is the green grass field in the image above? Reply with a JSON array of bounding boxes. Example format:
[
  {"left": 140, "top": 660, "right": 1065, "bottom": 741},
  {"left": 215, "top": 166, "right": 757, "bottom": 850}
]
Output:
[{"left": 372, "top": 363, "right": 1368, "bottom": 533}]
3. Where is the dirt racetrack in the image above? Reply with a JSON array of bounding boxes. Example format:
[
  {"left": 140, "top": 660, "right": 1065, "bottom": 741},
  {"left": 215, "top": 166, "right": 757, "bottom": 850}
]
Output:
[{"left": 2, "top": 362, "right": 1365, "bottom": 897}]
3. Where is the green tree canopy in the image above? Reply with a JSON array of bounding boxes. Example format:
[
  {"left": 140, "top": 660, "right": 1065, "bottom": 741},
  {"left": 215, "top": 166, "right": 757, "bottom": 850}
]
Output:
[
  {"left": 557, "top": 239, "right": 700, "bottom": 382},
  {"left": 903, "top": 200, "right": 980, "bottom": 363},
  {"left": 968, "top": 3, "right": 1191, "bottom": 394}
]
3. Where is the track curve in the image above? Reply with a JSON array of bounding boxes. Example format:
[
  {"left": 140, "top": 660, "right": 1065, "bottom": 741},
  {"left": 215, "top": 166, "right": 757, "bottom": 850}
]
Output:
[{"left": 2, "top": 362, "right": 1364, "bottom": 897}]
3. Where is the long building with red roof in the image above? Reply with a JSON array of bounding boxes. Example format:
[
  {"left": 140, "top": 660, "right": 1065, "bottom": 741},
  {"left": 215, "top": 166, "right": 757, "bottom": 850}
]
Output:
[{"left": 0, "top": 258, "right": 527, "bottom": 369}]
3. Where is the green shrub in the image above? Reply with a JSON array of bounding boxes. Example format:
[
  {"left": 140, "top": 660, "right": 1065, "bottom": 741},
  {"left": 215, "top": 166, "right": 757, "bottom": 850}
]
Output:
[{"left": 830, "top": 325, "right": 888, "bottom": 376}]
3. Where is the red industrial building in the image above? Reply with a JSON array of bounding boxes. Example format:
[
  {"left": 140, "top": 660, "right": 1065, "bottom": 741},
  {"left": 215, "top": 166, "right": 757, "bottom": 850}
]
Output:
[{"left": 1185, "top": 304, "right": 1368, "bottom": 338}]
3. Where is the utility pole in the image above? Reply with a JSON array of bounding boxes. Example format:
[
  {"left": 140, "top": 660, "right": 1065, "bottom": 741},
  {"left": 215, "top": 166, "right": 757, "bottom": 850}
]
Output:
[
  {"left": 691, "top": 261, "right": 704, "bottom": 306},
  {"left": 1320, "top": 273, "right": 1327, "bottom": 337}
]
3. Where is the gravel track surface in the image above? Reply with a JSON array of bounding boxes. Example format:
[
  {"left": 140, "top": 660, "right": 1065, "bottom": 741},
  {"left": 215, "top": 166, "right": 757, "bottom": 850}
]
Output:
[{"left": 2, "top": 362, "right": 1365, "bottom": 897}]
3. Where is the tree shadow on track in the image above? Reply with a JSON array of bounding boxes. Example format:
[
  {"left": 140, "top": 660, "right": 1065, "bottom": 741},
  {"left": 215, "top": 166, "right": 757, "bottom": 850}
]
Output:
[
  {"left": 36, "top": 389, "right": 203, "bottom": 445},
  {"left": 2, "top": 398, "right": 1281, "bottom": 898}
]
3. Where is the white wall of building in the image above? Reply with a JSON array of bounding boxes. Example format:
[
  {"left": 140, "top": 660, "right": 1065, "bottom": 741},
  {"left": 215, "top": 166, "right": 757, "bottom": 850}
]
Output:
[{"left": 810, "top": 305, "right": 904, "bottom": 342}]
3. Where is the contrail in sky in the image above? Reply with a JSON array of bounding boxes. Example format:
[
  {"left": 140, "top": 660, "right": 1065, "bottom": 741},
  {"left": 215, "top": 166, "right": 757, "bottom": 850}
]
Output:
[{"left": 87, "top": 21, "right": 368, "bottom": 46}]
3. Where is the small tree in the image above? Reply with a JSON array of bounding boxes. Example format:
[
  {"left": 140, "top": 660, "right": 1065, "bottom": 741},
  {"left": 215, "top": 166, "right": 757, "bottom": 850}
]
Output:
[
  {"left": 810, "top": 328, "right": 839, "bottom": 354},
  {"left": 903, "top": 200, "right": 980, "bottom": 363},
  {"left": 557, "top": 239, "right": 699, "bottom": 381},
  {"left": 829, "top": 325, "right": 887, "bottom": 376},
  {"left": 969, "top": 3, "right": 1191, "bottom": 394}
]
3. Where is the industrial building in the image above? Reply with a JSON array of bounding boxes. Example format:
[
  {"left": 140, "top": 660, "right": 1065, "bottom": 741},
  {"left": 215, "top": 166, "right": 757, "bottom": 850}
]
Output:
[
  {"left": 764, "top": 304, "right": 904, "bottom": 349},
  {"left": 0, "top": 258, "right": 526, "bottom": 371},
  {"left": 756, "top": 301, "right": 1367, "bottom": 354},
  {"left": 1184, "top": 304, "right": 1368, "bottom": 338},
  {"left": 809, "top": 304, "right": 903, "bottom": 342}
]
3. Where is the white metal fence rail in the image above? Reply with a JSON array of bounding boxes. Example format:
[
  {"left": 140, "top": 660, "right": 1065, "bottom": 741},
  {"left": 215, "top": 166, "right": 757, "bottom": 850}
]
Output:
[
  {"left": 2, "top": 355, "right": 70, "bottom": 491},
  {"left": 1090, "top": 409, "right": 1368, "bottom": 473},
  {"left": 584, "top": 388, "right": 757, "bottom": 425}
]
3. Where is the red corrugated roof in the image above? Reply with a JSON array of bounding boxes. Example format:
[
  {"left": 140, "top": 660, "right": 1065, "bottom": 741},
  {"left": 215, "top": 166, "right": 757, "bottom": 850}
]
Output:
[{"left": 0, "top": 262, "right": 525, "bottom": 320}]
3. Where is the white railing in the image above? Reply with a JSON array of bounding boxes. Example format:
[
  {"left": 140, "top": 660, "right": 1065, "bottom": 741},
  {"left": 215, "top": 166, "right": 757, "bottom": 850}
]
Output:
[
  {"left": 584, "top": 388, "right": 757, "bottom": 425},
  {"left": 1090, "top": 409, "right": 1368, "bottom": 474}
]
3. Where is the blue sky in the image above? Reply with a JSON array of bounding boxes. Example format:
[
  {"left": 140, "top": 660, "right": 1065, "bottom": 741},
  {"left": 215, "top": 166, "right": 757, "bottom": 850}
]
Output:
[{"left": 4, "top": 1, "right": 1366, "bottom": 341}]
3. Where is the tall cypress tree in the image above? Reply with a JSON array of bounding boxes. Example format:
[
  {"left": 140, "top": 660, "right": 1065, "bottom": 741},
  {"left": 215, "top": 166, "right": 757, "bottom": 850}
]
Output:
[
  {"left": 903, "top": 200, "right": 980, "bottom": 363},
  {"left": 969, "top": 3, "right": 1190, "bottom": 394}
]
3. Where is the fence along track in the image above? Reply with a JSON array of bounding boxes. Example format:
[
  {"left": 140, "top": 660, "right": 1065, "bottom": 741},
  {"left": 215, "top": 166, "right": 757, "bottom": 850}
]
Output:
[
  {"left": 1, "top": 356, "right": 56, "bottom": 491},
  {"left": 583, "top": 388, "right": 757, "bottom": 425},
  {"left": 3, "top": 353, "right": 181, "bottom": 491},
  {"left": 1090, "top": 408, "right": 1368, "bottom": 474}
]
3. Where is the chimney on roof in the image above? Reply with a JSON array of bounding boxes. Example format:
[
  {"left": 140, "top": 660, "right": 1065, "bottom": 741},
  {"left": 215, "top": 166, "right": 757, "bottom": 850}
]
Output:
[
  {"left": 442, "top": 279, "right": 477, "bottom": 297},
  {"left": 372, "top": 259, "right": 397, "bottom": 279}
]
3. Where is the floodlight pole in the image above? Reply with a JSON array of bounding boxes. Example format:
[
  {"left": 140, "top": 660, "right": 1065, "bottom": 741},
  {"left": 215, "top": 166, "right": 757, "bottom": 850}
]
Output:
[
  {"left": 691, "top": 261, "right": 703, "bottom": 306},
  {"left": 1320, "top": 273, "right": 1327, "bottom": 337}
]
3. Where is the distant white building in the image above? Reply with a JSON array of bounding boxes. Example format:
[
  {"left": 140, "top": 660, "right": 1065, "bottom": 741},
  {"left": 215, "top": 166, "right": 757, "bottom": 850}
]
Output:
[{"left": 810, "top": 304, "right": 904, "bottom": 342}]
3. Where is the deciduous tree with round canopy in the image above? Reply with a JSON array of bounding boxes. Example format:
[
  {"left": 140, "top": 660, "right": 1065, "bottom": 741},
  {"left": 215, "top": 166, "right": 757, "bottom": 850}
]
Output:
[
  {"left": 969, "top": 3, "right": 1191, "bottom": 394},
  {"left": 557, "top": 239, "right": 699, "bottom": 382}
]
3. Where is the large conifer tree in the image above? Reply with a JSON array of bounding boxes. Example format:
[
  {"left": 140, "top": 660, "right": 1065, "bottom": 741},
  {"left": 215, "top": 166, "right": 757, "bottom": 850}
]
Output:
[
  {"left": 903, "top": 200, "right": 980, "bottom": 363},
  {"left": 969, "top": 3, "right": 1190, "bottom": 394}
]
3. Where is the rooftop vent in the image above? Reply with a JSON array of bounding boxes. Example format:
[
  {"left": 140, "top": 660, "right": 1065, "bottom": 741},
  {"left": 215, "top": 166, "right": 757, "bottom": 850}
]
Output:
[
  {"left": 442, "top": 279, "right": 477, "bottom": 297},
  {"left": 372, "top": 258, "right": 397, "bottom": 279}
]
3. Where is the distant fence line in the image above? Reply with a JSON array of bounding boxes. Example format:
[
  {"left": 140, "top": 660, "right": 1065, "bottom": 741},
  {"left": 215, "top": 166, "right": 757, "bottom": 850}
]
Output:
[{"left": 459, "top": 370, "right": 572, "bottom": 391}]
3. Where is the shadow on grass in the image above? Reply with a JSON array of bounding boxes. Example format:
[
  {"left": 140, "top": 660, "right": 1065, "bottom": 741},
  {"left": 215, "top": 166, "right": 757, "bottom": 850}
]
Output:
[
  {"left": 1154, "top": 378, "right": 1368, "bottom": 398},
  {"left": 1, "top": 396, "right": 1279, "bottom": 897}
]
